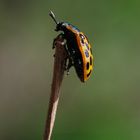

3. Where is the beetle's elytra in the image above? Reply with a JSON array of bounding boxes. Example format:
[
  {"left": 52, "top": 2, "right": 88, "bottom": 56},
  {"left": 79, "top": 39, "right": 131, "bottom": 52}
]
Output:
[{"left": 49, "top": 11, "right": 94, "bottom": 82}]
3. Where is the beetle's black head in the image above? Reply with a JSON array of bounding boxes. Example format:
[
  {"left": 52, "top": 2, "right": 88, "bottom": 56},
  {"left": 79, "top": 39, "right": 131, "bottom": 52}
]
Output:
[{"left": 55, "top": 22, "right": 65, "bottom": 31}]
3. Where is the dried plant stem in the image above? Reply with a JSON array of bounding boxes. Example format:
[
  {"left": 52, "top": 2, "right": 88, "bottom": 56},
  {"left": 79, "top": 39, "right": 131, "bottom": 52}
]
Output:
[{"left": 44, "top": 36, "right": 67, "bottom": 140}]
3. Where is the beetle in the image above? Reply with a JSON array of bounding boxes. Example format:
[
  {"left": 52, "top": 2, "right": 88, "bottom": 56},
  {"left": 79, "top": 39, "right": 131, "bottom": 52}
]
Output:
[{"left": 49, "top": 11, "right": 94, "bottom": 82}]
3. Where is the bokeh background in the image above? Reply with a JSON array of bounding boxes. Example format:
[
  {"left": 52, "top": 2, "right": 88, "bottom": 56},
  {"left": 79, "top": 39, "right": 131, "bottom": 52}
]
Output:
[{"left": 0, "top": 0, "right": 140, "bottom": 140}]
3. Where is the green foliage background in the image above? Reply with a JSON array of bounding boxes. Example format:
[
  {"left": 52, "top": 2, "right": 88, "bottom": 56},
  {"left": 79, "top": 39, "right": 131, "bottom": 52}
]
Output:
[{"left": 0, "top": 0, "right": 140, "bottom": 140}]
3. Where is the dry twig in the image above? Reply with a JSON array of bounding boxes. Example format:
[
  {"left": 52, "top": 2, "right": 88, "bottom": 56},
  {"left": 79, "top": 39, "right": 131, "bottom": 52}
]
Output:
[{"left": 44, "top": 35, "right": 67, "bottom": 140}]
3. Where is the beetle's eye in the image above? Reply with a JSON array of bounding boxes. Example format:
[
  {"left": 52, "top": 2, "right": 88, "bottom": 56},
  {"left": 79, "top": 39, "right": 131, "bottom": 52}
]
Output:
[{"left": 62, "top": 23, "right": 67, "bottom": 26}]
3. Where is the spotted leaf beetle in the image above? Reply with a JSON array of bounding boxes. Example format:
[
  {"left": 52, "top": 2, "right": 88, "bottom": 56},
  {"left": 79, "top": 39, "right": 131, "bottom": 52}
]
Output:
[{"left": 49, "top": 11, "right": 94, "bottom": 82}]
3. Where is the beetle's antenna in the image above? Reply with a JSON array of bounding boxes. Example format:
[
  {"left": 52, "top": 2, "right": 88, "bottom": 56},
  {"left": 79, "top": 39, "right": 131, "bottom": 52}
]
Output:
[{"left": 49, "top": 10, "right": 59, "bottom": 25}]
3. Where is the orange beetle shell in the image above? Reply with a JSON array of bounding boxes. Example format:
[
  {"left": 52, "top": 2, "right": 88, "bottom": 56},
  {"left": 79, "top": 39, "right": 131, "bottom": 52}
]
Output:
[{"left": 66, "top": 24, "right": 94, "bottom": 82}]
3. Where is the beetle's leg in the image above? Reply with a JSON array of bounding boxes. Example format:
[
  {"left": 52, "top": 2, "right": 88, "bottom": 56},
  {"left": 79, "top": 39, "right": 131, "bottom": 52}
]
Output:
[{"left": 65, "top": 57, "right": 74, "bottom": 75}]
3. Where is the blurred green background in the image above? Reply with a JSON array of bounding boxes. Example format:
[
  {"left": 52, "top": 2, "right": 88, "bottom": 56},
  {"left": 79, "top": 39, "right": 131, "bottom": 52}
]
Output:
[{"left": 0, "top": 0, "right": 140, "bottom": 140}]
